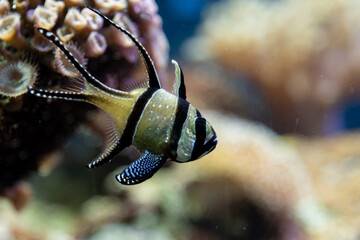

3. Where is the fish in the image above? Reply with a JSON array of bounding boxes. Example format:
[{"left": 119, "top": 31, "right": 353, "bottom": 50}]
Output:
[{"left": 28, "top": 7, "right": 217, "bottom": 185}]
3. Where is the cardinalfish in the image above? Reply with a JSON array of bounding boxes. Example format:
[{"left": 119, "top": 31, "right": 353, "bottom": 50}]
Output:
[{"left": 29, "top": 7, "right": 217, "bottom": 185}]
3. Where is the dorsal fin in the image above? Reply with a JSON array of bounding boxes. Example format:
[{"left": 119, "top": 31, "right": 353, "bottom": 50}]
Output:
[
  {"left": 171, "top": 60, "right": 186, "bottom": 99},
  {"left": 37, "top": 28, "right": 128, "bottom": 97},
  {"left": 86, "top": 6, "right": 162, "bottom": 89}
]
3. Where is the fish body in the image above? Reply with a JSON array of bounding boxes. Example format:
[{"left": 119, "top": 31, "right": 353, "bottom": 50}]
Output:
[{"left": 29, "top": 7, "right": 217, "bottom": 185}]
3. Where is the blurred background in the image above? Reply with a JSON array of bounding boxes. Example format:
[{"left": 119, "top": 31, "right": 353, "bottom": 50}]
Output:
[{"left": 1, "top": 0, "right": 360, "bottom": 239}]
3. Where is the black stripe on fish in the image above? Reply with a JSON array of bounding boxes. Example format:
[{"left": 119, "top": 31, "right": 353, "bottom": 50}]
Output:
[
  {"left": 86, "top": 6, "right": 161, "bottom": 89},
  {"left": 120, "top": 88, "right": 159, "bottom": 148},
  {"left": 169, "top": 98, "right": 190, "bottom": 159},
  {"left": 87, "top": 88, "right": 158, "bottom": 169},
  {"left": 191, "top": 110, "right": 206, "bottom": 160},
  {"left": 37, "top": 28, "right": 125, "bottom": 97}
]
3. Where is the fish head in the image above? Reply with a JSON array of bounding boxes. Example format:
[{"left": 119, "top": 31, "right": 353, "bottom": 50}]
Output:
[
  {"left": 189, "top": 114, "right": 217, "bottom": 161},
  {"left": 175, "top": 107, "right": 217, "bottom": 163}
]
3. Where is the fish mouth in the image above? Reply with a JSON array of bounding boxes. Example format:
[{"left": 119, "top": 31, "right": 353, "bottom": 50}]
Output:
[
  {"left": 206, "top": 135, "right": 217, "bottom": 153},
  {"left": 189, "top": 134, "right": 217, "bottom": 161}
]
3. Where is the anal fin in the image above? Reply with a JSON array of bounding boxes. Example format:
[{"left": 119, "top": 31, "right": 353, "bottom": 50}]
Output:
[
  {"left": 87, "top": 110, "right": 123, "bottom": 168},
  {"left": 116, "top": 151, "right": 166, "bottom": 185}
]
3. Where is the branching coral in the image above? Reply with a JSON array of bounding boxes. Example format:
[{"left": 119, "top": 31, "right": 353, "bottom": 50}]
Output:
[
  {"left": 187, "top": 0, "right": 360, "bottom": 135},
  {"left": 0, "top": 0, "right": 169, "bottom": 191}
]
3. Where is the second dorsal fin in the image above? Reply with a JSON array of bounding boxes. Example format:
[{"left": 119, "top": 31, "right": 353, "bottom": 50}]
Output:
[
  {"left": 87, "top": 6, "right": 162, "bottom": 90},
  {"left": 37, "top": 28, "right": 129, "bottom": 98},
  {"left": 171, "top": 60, "right": 186, "bottom": 99}
]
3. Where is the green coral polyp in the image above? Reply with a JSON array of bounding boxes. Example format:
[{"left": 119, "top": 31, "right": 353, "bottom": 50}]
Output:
[{"left": 0, "top": 61, "right": 37, "bottom": 97}]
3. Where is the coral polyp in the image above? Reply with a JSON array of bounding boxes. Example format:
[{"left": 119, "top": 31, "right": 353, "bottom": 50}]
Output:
[
  {"left": 0, "top": 13, "right": 27, "bottom": 49},
  {"left": 0, "top": 61, "right": 37, "bottom": 97}
]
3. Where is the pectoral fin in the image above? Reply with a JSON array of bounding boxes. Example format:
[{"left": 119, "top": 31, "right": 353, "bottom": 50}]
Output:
[{"left": 116, "top": 151, "right": 166, "bottom": 185}]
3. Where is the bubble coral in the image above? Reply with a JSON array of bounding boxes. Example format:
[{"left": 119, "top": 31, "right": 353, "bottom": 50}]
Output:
[
  {"left": 187, "top": 0, "right": 360, "bottom": 135},
  {"left": 0, "top": 0, "right": 169, "bottom": 191}
]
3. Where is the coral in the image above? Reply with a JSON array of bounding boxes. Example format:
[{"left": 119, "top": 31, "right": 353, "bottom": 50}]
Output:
[
  {"left": 105, "top": 12, "right": 137, "bottom": 48},
  {"left": 12, "top": 0, "right": 30, "bottom": 15},
  {"left": 174, "top": 112, "right": 360, "bottom": 239},
  {"left": 55, "top": 25, "right": 75, "bottom": 42},
  {"left": 94, "top": 0, "right": 127, "bottom": 14},
  {"left": 292, "top": 133, "right": 360, "bottom": 239},
  {"left": 55, "top": 42, "right": 87, "bottom": 78},
  {"left": 187, "top": 0, "right": 360, "bottom": 135},
  {"left": 63, "top": 0, "right": 83, "bottom": 8},
  {"left": 64, "top": 8, "right": 87, "bottom": 32},
  {"left": 81, "top": 8, "right": 103, "bottom": 32},
  {"left": 0, "top": 0, "right": 169, "bottom": 191},
  {"left": 43, "top": 0, "right": 65, "bottom": 16},
  {"left": 0, "top": 13, "right": 27, "bottom": 49},
  {"left": 33, "top": 6, "right": 58, "bottom": 30},
  {"left": 0, "top": 60, "right": 38, "bottom": 97},
  {"left": 32, "top": 32, "right": 54, "bottom": 52},
  {"left": 83, "top": 31, "right": 107, "bottom": 58},
  {"left": 0, "top": 0, "right": 10, "bottom": 16}
]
